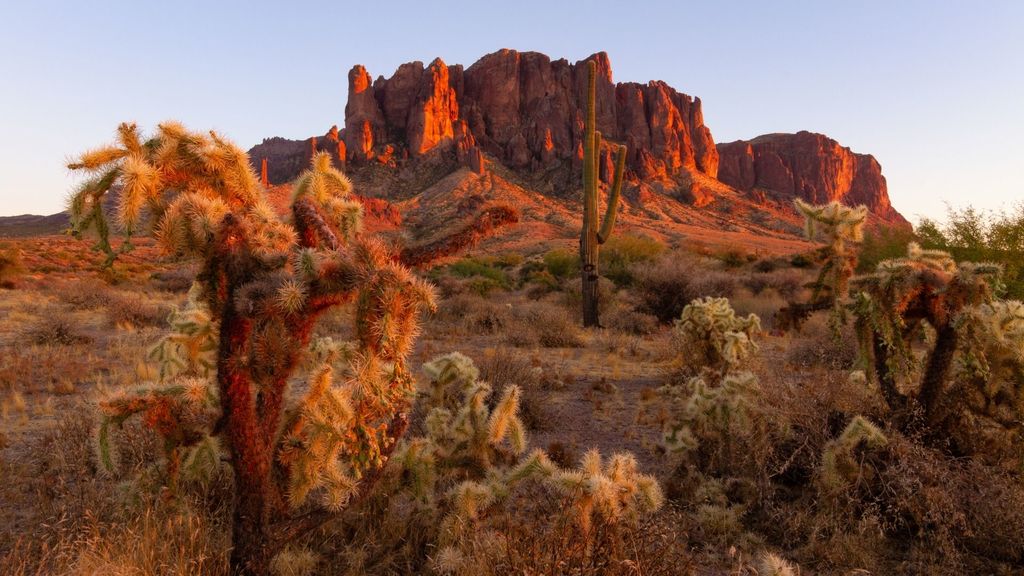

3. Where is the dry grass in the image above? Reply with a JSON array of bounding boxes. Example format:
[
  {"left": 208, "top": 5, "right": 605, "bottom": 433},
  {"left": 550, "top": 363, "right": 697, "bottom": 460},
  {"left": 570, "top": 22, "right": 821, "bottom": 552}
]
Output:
[{"left": 2, "top": 239, "right": 1023, "bottom": 576}]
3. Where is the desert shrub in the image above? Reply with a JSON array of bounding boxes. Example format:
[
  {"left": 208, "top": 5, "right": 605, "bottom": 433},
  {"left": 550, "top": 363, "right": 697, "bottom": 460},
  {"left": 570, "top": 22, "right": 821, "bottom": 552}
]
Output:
[
  {"left": 150, "top": 265, "right": 198, "bottom": 292},
  {"left": 741, "top": 268, "right": 805, "bottom": 300},
  {"left": 789, "top": 252, "right": 815, "bottom": 268},
  {"left": 604, "top": 304, "right": 659, "bottom": 335},
  {"left": 598, "top": 233, "right": 664, "bottom": 286},
  {"left": 716, "top": 246, "right": 749, "bottom": 268},
  {"left": 785, "top": 316, "right": 858, "bottom": 370},
  {"left": 19, "top": 311, "right": 92, "bottom": 346},
  {"left": 542, "top": 248, "right": 577, "bottom": 279},
  {"left": 0, "top": 243, "right": 24, "bottom": 288},
  {"left": 632, "top": 253, "right": 738, "bottom": 323},
  {"left": 506, "top": 301, "right": 582, "bottom": 348},
  {"left": 435, "top": 294, "right": 513, "bottom": 335},
  {"left": 105, "top": 293, "right": 169, "bottom": 328},
  {"left": 477, "top": 349, "right": 549, "bottom": 431},
  {"left": 52, "top": 278, "right": 112, "bottom": 309},
  {"left": 445, "top": 257, "right": 511, "bottom": 290}
]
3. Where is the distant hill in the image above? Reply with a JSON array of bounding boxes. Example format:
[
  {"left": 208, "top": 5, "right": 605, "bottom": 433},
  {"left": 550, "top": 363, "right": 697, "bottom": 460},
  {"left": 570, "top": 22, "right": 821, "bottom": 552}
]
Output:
[{"left": 0, "top": 212, "right": 68, "bottom": 238}]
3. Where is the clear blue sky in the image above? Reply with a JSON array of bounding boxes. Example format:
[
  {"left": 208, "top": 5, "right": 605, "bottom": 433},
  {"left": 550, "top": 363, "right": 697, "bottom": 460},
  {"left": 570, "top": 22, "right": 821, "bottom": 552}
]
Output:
[{"left": 1, "top": 0, "right": 1021, "bottom": 224}]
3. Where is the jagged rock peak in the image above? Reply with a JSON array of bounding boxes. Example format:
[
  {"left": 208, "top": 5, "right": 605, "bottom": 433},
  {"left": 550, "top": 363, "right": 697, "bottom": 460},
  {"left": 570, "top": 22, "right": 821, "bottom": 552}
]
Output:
[{"left": 343, "top": 49, "right": 719, "bottom": 180}]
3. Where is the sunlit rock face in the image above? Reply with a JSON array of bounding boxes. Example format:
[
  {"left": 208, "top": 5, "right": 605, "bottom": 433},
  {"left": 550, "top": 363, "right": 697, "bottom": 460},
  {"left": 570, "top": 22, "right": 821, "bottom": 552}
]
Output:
[
  {"left": 717, "top": 131, "right": 909, "bottom": 227},
  {"left": 248, "top": 49, "right": 907, "bottom": 226},
  {"left": 343, "top": 49, "right": 718, "bottom": 181}
]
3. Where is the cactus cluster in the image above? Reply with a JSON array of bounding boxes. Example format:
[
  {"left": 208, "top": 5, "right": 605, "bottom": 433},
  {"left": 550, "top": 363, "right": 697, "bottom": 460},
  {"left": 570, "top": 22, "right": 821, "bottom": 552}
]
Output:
[
  {"left": 389, "top": 353, "right": 662, "bottom": 572},
  {"left": 672, "top": 296, "right": 761, "bottom": 377},
  {"left": 69, "top": 122, "right": 436, "bottom": 575}
]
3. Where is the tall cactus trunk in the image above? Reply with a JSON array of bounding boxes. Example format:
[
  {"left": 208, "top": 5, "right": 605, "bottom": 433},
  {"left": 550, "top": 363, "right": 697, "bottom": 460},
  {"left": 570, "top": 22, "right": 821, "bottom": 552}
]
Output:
[{"left": 579, "top": 60, "right": 626, "bottom": 328}]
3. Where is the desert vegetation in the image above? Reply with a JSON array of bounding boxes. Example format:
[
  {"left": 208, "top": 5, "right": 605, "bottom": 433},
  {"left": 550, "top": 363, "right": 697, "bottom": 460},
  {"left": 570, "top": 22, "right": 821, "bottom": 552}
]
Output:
[{"left": 1, "top": 124, "right": 1022, "bottom": 576}]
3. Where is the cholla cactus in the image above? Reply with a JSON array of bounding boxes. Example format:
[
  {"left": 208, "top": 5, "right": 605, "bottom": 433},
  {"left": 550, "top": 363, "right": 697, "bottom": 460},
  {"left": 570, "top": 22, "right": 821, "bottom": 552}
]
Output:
[
  {"left": 70, "top": 123, "right": 436, "bottom": 576},
  {"left": 778, "top": 199, "right": 868, "bottom": 331},
  {"left": 419, "top": 352, "right": 527, "bottom": 471},
  {"left": 852, "top": 243, "right": 1002, "bottom": 431},
  {"left": 398, "top": 353, "right": 662, "bottom": 569},
  {"left": 146, "top": 283, "right": 217, "bottom": 381},
  {"left": 818, "top": 415, "right": 888, "bottom": 494},
  {"left": 660, "top": 372, "right": 760, "bottom": 472},
  {"left": 550, "top": 449, "right": 664, "bottom": 535},
  {"left": 673, "top": 297, "right": 761, "bottom": 377},
  {"left": 952, "top": 300, "right": 1024, "bottom": 451}
]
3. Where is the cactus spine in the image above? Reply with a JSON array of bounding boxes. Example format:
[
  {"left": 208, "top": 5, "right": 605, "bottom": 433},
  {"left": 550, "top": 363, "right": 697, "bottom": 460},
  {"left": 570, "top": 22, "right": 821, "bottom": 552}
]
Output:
[{"left": 580, "top": 60, "right": 626, "bottom": 327}]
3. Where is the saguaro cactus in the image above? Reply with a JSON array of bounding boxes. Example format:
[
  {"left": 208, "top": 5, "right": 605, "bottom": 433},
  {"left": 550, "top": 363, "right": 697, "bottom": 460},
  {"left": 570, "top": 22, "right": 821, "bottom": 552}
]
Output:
[
  {"left": 579, "top": 60, "right": 626, "bottom": 327},
  {"left": 260, "top": 158, "right": 269, "bottom": 187}
]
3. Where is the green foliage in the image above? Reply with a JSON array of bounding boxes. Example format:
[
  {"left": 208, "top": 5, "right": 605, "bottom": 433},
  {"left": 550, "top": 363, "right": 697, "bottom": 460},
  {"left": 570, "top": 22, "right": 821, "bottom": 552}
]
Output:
[
  {"left": 542, "top": 248, "right": 577, "bottom": 280},
  {"left": 598, "top": 234, "right": 665, "bottom": 286},
  {"left": 446, "top": 257, "right": 511, "bottom": 291},
  {"left": 672, "top": 297, "right": 761, "bottom": 378},
  {"left": 857, "top": 224, "right": 917, "bottom": 273},
  {"left": 917, "top": 204, "right": 1024, "bottom": 298}
]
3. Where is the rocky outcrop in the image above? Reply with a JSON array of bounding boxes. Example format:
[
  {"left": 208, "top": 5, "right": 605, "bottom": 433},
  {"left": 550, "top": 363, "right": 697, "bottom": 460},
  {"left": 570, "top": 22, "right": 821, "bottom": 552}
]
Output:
[
  {"left": 717, "top": 132, "right": 908, "bottom": 226},
  {"left": 248, "top": 50, "right": 908, "bottom": 228},
  {"left": 341, "top": 49, "right": 718, "bottom": 183}
]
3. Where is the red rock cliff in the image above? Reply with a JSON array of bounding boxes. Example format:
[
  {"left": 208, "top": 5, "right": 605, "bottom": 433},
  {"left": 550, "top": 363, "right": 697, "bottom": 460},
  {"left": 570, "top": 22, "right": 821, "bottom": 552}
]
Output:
[
  {"left": 717, "top": 131, "right": 908, "bottom": 227},
  {"left": 342, "top": 49, "right": 718, "bottom": 181}
]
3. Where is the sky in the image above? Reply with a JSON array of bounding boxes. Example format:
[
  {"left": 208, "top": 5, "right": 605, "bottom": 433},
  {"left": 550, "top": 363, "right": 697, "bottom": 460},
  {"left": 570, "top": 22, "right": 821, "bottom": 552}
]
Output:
[{"left": 1, "top": 1, "right": 1021, "bottom": 225}]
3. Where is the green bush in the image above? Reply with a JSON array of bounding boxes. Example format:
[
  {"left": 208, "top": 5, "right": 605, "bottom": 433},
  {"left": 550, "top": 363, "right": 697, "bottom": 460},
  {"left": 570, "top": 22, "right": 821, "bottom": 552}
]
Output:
[
  {"left": 447, "top": 257, "right": 511, "bottom": 290},
  {"left": 917, "top": 204, "right": 1024, "bottom": 298},
  {"left": 857, "top": 225, "right": 917, "bottom": 273},
  {"left": 599, "top": 234, "right": 665, "bottom": 286},
  {"left": 543, "top": 249, "right": 578, "bottom": 280}
]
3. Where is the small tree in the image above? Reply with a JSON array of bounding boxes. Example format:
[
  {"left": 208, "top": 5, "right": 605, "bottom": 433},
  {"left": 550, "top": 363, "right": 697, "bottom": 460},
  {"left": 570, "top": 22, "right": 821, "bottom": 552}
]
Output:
[{"left": 70, "top": 122, "right": 436, "bottom": 575}]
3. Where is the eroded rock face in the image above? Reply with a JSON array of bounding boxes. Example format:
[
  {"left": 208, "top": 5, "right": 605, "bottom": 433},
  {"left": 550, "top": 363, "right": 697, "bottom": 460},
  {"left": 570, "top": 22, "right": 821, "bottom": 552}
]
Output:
[
  {"left": 339, "top": 49, "right": 719, "bottom": 181},
  {"left": 249, "top": 50, "right": 907, "bottom": 227},
  {"left": 717, "top": 131, "right": 908, "bottom": 226}
]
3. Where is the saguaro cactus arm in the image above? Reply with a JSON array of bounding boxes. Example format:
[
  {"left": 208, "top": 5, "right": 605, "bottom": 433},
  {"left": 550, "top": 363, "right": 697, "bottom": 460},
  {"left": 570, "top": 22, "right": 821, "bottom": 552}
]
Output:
[{"left": 597, "top": 145, "right": 626, "bottom": 244}]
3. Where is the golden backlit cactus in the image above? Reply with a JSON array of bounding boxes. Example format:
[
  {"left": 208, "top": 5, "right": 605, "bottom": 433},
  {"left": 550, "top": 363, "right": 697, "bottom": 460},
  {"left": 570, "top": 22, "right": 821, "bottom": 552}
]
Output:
[
  {"left": 388, "top": 353, "right": 662, "bottom": 570},
  {"left": 672, "top": 296, "right": 761, "bottom": 378},
  {"left": 778, "top": 199, "right": 868, "bottom": 331},
  {"left": 419, "top": 352, "right": 527, "bottom": 470},
  {"left": 70, "top": 122, "right": 436, "bottom": 576}
]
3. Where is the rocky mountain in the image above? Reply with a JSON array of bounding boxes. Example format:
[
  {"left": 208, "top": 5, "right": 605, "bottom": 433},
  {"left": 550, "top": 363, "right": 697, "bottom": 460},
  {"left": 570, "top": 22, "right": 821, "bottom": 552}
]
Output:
[
  {"left": 717, "top": 132, "right": 907, "bottom": 226},
  {"left": 248, "top": 49, "right": 907, "bottom": 232}
]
